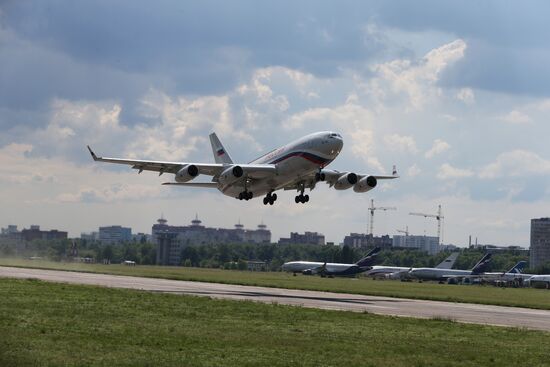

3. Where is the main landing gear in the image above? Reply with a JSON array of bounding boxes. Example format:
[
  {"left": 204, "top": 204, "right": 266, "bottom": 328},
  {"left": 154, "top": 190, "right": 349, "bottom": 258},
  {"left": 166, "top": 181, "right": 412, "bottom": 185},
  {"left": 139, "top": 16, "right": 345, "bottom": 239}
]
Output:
[
  {"left": 295, "top": 183, "right": 310, "bottom": 204},
  {"left": 263, "top": 192, "right": 277, "bottom": 205},
  {"left": 238, "top": 191, "right": 253, "bottom": 201}
]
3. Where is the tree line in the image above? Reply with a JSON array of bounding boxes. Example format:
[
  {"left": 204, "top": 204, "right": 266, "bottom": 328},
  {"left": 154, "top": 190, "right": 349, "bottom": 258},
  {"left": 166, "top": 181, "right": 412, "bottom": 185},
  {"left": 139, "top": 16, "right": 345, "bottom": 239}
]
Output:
[{"left": 3, "top": 238, "right": 550, "bottom": 274}]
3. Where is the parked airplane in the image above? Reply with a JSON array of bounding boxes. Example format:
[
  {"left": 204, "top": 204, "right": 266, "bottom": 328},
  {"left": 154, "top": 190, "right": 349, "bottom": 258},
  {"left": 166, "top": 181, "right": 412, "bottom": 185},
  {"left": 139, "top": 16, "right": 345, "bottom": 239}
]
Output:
[
  {"left": 281, "top": 247, "right": 381, "bottom": 277},
  {"left": 526, "top": 275, "right": 550, "bottom": 289},
  {"left": 87, "top": 131, "right": 398, "bottom": 205},
  {"left": 481, "top": 261, "right": 531, "bottom": 282},
  {"left": 364, "top": 252, "right": 459, "bottom": 279},
  {"left": 408, "top": 253, "right": 492, "bottom": 282}
]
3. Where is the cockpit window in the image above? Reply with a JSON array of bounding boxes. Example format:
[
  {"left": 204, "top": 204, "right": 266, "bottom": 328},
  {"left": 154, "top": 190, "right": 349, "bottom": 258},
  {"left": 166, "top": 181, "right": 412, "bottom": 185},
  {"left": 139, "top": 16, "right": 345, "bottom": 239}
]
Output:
[{"left": 329, "top": 133, "right": 341, "bottom": 138}]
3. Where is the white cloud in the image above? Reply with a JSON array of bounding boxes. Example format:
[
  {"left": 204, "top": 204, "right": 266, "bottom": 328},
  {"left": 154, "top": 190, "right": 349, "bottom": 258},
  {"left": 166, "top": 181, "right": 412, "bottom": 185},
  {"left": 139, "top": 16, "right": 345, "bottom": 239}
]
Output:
[
  {"left": 425, "top": 139, "right": 451, "bottom": 158},
  {"left": 479, "top": 150, "right": 550, "bottom": 179},
  {"left": 407, "top": 164, "right": 421, "bottom": 177},
  {"left": 437, "top": 163, "right": 473, "bottom": 180},
  {"left": 456, "top": 88, "right": 475, "bottom": 104},
  {"left": 500, "top": 110, "right": 531, "bottom": 124},
  {"left": 384, "top": 134, "right": 418, "bottom": 154},
  {"left": 370, "top": 39, "right": 467, "bottom": 110}
]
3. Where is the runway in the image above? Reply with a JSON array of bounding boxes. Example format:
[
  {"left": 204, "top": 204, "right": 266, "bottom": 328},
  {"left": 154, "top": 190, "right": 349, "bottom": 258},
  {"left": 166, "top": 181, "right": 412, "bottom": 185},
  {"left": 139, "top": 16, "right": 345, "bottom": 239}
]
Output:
[{"left": 2, "top": 266, "right": 550, "bottom": 331}]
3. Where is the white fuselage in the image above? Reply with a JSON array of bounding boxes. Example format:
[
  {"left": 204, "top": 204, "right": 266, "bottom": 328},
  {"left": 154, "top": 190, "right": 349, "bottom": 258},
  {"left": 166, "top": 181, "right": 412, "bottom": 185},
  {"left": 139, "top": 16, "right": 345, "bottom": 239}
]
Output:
[
  {"left": 218, "top": 132, "right": 343, "bottom": 198},
  {"left": 282, "top": 261, "right": 355, "bottom": 274},
  {"left": 526, "top": 275, "right": 550, "bottom": 288},
  {"left": 365, "top": 266, "right": 411, "bottom": 277},
  {"left": 408, "top": 268, "right": 474, "bottom": 280}
]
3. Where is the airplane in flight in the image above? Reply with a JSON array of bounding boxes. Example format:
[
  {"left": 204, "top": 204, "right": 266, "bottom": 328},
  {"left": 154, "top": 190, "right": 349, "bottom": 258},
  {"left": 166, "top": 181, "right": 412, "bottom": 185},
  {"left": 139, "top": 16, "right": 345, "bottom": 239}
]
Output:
[
  {"left": 281, "top": 247, "right": 381, "bottom": 277},
  {"left": 364, "top": 252, "right": 459, "bottom": 279},
  {"left": 87, "top": 131, "right": 398, "bottom": 205}
]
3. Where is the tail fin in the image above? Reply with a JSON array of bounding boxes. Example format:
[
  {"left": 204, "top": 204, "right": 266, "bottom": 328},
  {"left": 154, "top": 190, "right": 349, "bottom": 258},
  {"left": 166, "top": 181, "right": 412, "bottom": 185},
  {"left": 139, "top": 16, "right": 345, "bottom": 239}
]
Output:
[
  {"left": 471, "top": 253, "right": 492, "bottom": 274},
  {"left": 435, "top": 252, "right": 459, "bottom": 269},
  {"left": 355, "top": 247, "right": 381, "bottom": 267},
  {"left": 507, "top": 260, "right": 527, "bottom": 274},
  {"left": 209, "top": 132, "right": 233, "bottom": 164}
]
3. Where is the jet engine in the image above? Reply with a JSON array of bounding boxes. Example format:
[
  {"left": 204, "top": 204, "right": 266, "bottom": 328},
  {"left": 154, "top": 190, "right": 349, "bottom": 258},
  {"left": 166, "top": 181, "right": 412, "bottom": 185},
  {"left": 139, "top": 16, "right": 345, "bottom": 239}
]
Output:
[
  {"left": 334, "top": 172, "right": 358, "bottom": 190},
  {"left": 218, "top": 165, "right": 244, "bottom": 184},
  {"left": 175, "top": 164, "right": 199, "bottom": 182},
  {"left": 353, "top": 175, "right": 377, "bottom": 193}
]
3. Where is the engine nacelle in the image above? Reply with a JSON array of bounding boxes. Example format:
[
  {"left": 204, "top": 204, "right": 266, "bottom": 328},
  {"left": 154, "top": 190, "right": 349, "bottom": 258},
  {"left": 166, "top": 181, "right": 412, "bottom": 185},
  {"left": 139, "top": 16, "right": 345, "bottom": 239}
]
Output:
[
  {"left": 175, "top": 164, "right": 199, "bottom": 182},
  {"left": 218, "top": 165, "right": 244, "bottom": 185},
  {"left": 334, "top": 172, "right": 358, "bottom": 190},
  {"left": 353, "top": 176, "right": 377, "bottom": 193}
]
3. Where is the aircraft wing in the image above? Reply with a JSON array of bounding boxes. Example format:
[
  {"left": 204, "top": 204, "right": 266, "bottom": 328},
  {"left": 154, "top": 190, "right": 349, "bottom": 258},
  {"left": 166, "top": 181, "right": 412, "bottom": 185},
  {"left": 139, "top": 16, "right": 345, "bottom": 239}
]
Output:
[
  {"left": 302, "top": 263, "right": 327, "bottom": 275},
  {"left": 322, "top": 165, "right": 399, "bottom": 185},
  {"left": 87, "top": 146, "right": 277, "bottom": 179},
  {"left": 87, "top": 146, "right": 224, "bottom": 176}
]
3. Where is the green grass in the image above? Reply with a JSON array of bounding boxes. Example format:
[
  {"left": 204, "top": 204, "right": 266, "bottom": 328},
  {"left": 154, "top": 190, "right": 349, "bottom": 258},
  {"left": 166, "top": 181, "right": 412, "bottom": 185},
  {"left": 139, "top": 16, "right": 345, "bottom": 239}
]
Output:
[
  {"left": 2, "top": 257, "right": 550, "bottom": 310},
  {"left": 1, "top": 278, "right": 549, "bottom": 367}
]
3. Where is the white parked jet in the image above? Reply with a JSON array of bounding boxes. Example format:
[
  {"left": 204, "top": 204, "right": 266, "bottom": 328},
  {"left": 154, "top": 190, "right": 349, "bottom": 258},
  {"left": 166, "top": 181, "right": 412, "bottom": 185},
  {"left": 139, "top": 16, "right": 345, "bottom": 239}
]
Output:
[
  {"left": 408, "top": 253, "right": 492, "bottom": 282},
  {"left": 281, "top": 247, "right": 381, "bottom": 277},
  {"left": 87, "top": 131, "right": 398, "bottom": 205},
  {"left": 365, "top": 252, "right": 459, "bottom": 279}
]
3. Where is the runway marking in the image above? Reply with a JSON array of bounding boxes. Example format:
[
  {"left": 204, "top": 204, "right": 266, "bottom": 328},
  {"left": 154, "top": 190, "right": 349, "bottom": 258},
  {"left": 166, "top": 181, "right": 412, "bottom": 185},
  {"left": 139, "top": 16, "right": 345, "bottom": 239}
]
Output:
[{"left": 1, "top": 266, "right": 550, "bottom": 332}]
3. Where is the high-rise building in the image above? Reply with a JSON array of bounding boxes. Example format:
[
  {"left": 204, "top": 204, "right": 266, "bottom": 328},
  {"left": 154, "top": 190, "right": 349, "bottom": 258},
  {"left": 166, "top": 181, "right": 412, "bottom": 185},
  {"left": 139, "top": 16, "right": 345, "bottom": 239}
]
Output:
[
  {"left": 99, "top": 226, "right": 132, "bottom": 244},
  {"left": 530, "top": 218, "right": 550, "bottom": 268},
  {"left": 20, "top": 225, "right": 68, "bottom": 242},
  {"left": 278, "top": 232, "right": 325, "bottom": 245},
  {"left": 393, "top": 235, "right": 440, "bottom": 255},
  {"left": 153, "top": 215, "right": 271, "bottom": 266},
  {"left": 342, "top": 233, "right": 392, "bottom": 249}
]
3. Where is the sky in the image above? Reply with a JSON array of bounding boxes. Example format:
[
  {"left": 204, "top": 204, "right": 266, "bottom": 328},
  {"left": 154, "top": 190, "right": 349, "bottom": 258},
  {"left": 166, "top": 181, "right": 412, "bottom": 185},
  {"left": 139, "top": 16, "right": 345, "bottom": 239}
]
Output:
[{"left": 2, "top": 0, "right": 550, "bottom": 246}]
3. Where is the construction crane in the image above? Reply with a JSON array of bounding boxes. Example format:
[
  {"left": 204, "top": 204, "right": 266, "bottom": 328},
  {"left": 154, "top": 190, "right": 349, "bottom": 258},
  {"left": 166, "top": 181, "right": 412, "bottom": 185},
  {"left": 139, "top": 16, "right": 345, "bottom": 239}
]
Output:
[
  {"left": 368, "top": 199, "right": 397, "bottom": 236},
  {"left": 409, "top": 204, "right": 444, "bottom": 245},
  {"left": 396, "top": 226, "right": 409, "bottom": 236}
]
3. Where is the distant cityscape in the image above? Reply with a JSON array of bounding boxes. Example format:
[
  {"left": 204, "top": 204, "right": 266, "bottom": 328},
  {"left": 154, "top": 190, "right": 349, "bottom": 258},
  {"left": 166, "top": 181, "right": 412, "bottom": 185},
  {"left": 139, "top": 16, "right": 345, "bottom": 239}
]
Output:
[{"left": 2, "top": 215, "right": 550, "bottom": 267}]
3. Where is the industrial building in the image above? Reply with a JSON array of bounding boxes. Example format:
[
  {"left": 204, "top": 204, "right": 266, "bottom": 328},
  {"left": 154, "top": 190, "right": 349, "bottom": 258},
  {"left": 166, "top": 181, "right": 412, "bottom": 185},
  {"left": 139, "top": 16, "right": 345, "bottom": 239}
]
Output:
[
  {"left": 154, "top": 215, "right": 272, "bottom": 266},
  {"left": 530, "top": 217, "right": 550, "bottom": 268}
]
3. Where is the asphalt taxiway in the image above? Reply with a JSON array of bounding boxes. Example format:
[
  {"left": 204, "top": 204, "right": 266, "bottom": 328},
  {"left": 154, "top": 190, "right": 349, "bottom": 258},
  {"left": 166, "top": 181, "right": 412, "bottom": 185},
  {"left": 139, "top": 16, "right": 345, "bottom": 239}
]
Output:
[{"left": 1, "top": 266, "right": 550, "bottom": 331}]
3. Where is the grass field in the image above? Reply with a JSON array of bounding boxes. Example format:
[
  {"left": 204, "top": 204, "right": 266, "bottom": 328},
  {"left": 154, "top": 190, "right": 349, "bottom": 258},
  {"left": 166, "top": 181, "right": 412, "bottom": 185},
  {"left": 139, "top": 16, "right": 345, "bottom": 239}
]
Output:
[
  {"left": 2, "top": 257, "right": 550, "bottom": 310},
  {"left": 1, "top": 278, "right": 549, "bottom": 367}
]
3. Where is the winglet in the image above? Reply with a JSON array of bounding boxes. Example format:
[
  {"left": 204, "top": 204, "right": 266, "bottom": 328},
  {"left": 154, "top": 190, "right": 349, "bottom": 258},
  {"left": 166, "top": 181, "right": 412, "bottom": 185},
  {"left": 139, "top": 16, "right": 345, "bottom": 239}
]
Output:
[
  {"left": 392, "top": 165, "right": 399, "bottom": 177},
  {"left": 87, "top": 145, "right": 99, "bottom": 161}
]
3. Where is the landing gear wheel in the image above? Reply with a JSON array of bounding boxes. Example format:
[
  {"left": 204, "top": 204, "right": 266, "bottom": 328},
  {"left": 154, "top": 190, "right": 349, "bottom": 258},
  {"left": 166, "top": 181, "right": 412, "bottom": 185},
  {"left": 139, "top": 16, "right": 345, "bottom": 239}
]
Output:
[
  {"left": 295, "top": 196, "right": 300, "bottom": 203},
  {"left": 315, "top": 172, "right": 326, "bottom": 182},
  {"left": 304, "top": 195, "right": 309, "bottom": 202},
  {"left": 263, "top": 197, "right": 268, "bottom": 205}
]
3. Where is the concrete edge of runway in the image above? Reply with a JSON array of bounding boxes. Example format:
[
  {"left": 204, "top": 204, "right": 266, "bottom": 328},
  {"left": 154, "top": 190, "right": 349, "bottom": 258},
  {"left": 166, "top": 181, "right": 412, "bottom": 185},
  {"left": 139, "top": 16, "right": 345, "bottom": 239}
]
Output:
[{"left": 1, "top": 266, "right": 550, "bottom": 332}]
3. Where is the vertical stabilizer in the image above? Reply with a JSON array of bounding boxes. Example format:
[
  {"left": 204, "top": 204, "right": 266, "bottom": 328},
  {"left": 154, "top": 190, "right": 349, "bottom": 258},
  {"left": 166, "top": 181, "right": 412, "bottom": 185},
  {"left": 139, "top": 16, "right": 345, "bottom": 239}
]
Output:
[
  {"left": 471, "top": 253, "right": 492, "bottom": 274},
  {"left": 435, "top": 252, "right": 459, "bottom": 269},
  {"left": 355, "top": 247, "right": 381, "bottom": 267},
  {"left": 507, "top": 261, "right": 527, "bottom": 274},
  {"left": 209, "top": 132, "right": 233, "bottom": 164}
]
